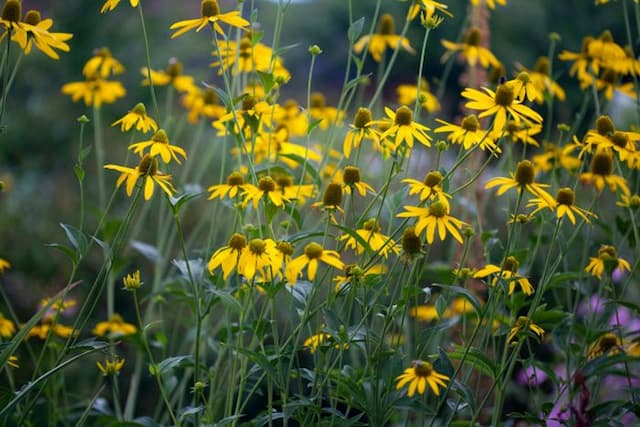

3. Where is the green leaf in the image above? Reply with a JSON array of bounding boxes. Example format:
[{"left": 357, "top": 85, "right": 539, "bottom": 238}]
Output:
[
  {"left": 130, "top": 240, "right": 160, "bottom": 263},
  {"left": 449, "top": 344, "right": 498, "bottom": 380},
  {"left": 44, "top": 243, "right": 78, "bottom": 264},
  {"left": 206, "top": 287, "right": 242, "bottom": 313},
  {"left": 169, "top": 191, "right": 203, "bottom": 215},
  {"left": 74, "top": 164, "right": 85, "bottom": 182},
  {"left": 155, "top": 355, "right": 193, "bottom": 376},
  {"left": 347, "top": 17, "right": 365, "bottom": 42},
  {"left": 178, "top": 406, "right": 204, "bottom": 423},
  {"left": 60, "top": 222, "right": 88, "bottom": 254}
]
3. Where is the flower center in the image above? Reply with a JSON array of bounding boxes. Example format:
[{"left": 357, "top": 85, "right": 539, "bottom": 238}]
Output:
[
  {"left": 378, "top": 14, "right": 395, "bottom": 35},
  {"left": 609, "top": 131, "right": 628, "bottom": 148},
  {"left": 424, "top": 171, "right": 443, "bottom": 188},
  {"left": 1, "top": 0, "right": 21, "bottom": 23},
  {"left": 590, "top": 152, "right": 613, "bottom": 176},
  {"left": 304, "top": 242, "right": 324, "bottom": 259},
  {"left": 167, "top": 58, "right": 183, "bottom": 78},
  {"left": 581, "top": 36, "right": 594, "bottom": 55},
  {"left": 629, "top": 195, "right": 640, "bottom": 209},
  {"left": 362, "top": 218, "right": 380, "bottom": 232},
  {"left": 412, "top": 360, "right": 433, "bottom": 377},
  {"left": 599, "top": 29, "right": 613, "bottom": 43},
  {"left": 394, "top": 106, "right": 413, "bottom": 126},
  {"left": 598, "top": 245, "right": 617, "bottom": 261},
  {"left": 310, "top": 92, "right": 326, "bottom": 109},
  {"left": 465, "top": 28, "right": 481, "bottom": 46},
  {"left": 534, "top": 57, "right": 550, "bottom": 75},
  {"left": 201, "top": 0, "right": 220, "bottom": 17},
  {"left": 495, "top": 84, "right": 515, "bottom": 107},
  {"left": 428, "top": 201, "right": 447, "bottom": 218},
  {"left": 248, "top": 238, "right": 266, "bottom": 255},
  {"left": 353, "top": 107, "right": 372, "bottom": 129},
  {"left": 276, "top": 241, "right": 294, "bottom": 256},
  {"left": 402, "top": 226, "right": 422, "bottom": 255},
  {"left": 514, "top": 160, "right": 535, "bottom": 185},
  {"left": 515, "top": 316, "right": 530, "bottom": 328},
  {"left": 242, "top": 95, "right": 257, "bottom": 111},
  {"left": 343, "top": 166, "right": 361, "bottom": 185},
  {"left": 505, "top": 120, "right": 520, "bottom": 133},
  {"left": 204, "top": 88, "right": 219, "bottom": 105},
  {"left": 138, "top": 155, "right": 158, "bottom": 176},
  {"left": 516, "top": 72, "right": 530, "bottom": 84},
  {"left": 239, "top": 37, "right": 252, "bottom": 57},
  {"left": 322, "top": 183, "right": 343, "bottom": 207},
  {"left": 152, "top": 129, "right": 169, "bottom": 144},
  {"left": 461, "top": 114, "right": 480, "bottom": 132},
  {"left": 555, "top": 188, "right": 574, "bottom": 206},
  {"left": 228, "top": 233, "right": 247, "bottom": 251},
  {"left": 24, "top": 10, "right": 41, "bottom": 26},
  {"left": 226, "top": 172, "right": 244, "bottom": 186},
  {"left": 132, "top": 102, "right": 147, "bottom": 115},
  {"left": 503, "top": 256, "right": 519, "bottom": 273},
  {"left": 258, "top": 176, "right": 276, "bottom": 192},
  {"left": 276, "top": 175, "right": 293, "bottom": 188},
  {"left": 595, "top": 115, "right": 615, "bottom": 136}
]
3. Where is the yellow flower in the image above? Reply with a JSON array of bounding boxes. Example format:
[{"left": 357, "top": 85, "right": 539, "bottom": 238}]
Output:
[
  {"left": 112, "top": 103, "right": 158, "bottom": 134},
  {"left": 211, "top": 35, "right": 290, "bottom": 82},
  {"left": 527, "top": 187, "right": 596, "bottom": 225},
  {"left": 579, "top": 152, "right": 630, "bottom": 195},
  {"left": 585, "top": 245, "right": 631, "bottom": 279},
  {"left": 396, "top": 79, "right": 440, "bottom": 113},
  {"left": 406, "top": 0, "right": 453, "bottom": 21},
  {"left": 353, "top": 13, "right": 415, "bottom": 62},
  {"left": 340, "top": 219, "right": 399, "bottom": 258},
  {"left": 128, "top": 129, "right": 187, "bottom": 165},
  {"left": 123, "top": 270, "right": 142, "bottom": 291},
  {"left": 285, "top": 242, "right": 344, "bottom": 284},
  {"left": 169, "top": 0, "right": 250, "bottom": 39},
  {"left": 92, "top": 314, "right": 137, "bottom": 338},
  {"left": 397, "top": 200, "right": 468, "bottom": 244},
  {"left": 435, "top": 114, "right": 500, "bottom": 154},
  {"left": 341, "top": 166, "right": 375, "bottom": 197},
  {"left": 12, "top": 10, "right": 72, "bottom": 60},
  {"left": 485, "top": 160, "right": 555, "bottom": 205},
  {"left": 333, "top": 264, "right": 387, "bottom": 292},
  {"left": 507, "top": 316, "right": 544, "bottom": 343},
  {"left": 376, "top": 105, "right": 432, "bottom": 151},
  {"left": 101, "top": 0, "right": 139, "bottom": 13},
  {"left": 61, "top": 77, "right": 126, "bottom": 108},
  {"left": 343, "top": 107, "right": 379, "bottom": 158},
  {"left": 462, "top": 82, "right": 543, "bottom": 133},
  {"left": 208, "top": 171, "right": 249, "bottom": 201},
  {"left": 97, "top": 358, "right": 125, "bottom": 376},
  {"left": 617, "top": 193, "right": 640, "bottom": 209},
  {"left": 275, "top": 99, "right": 309, "bottom": 138},
  {"left": 532, "top": 141, "right": 581, "bottom": 172},
  {"left": 82, "top": 47, "right": 124, "bottom": 79},
  {"left": 208, "top": 233, "right": 247, "bottom": 280},
  {"left": 522, "top": 57, "right": 567, "bottom": 103},
  {"left": 274, "top": 174, "right": 315, "bottom": 205},
  {"left": 309, "top": 92, "right": 344, "bottom": 130},
  {"left": 497, "top": 120, "right": 543, "bottom": 147},
  {"left": 0, "top": 0, "right": 27, "bottom": 41},
  {"left": 473, "top": 257, "right": 534, "bottom": 295},
  {"left": 182, "top": 86, "right": 226, "bottom": 124},
  {"left": 0, "top": 257, "right": 10, "bottom": 272},
  {"left": 588, "top": 332, "right": 623, "bottom": 359},
  {"left": 304, "top": 333, "right": 332, "bottom": 353},
  {"left": 509, "top": 71, "right": 544, "bottom": 104},
  {"left": 237, "top": 238, "right": 278, "bottom": 280},
  {"left": 470, "top": 0, "right": 507, "bottom": 9},
  {"left": 104, "top": 154, "right": 176, "bottom": 201},
  {"left": 410, "top": 305, "right": 451, "bottom": 321},
  {"left": 7, "top": 356, "right": 18, "bottom": 368},
  {"left": 441, "top": 27, "right": 500, "bottom": 68},
  {"left": 141, "top": 58, "right": 195, "bottom": 93},
  {"left": 0, "top": 312, "right": 16, "bottom": 338},
  {"left": 28, "top": 322, "right": 76, "bottom": 340},
  {"left": 402, "top": 171, "right": 450, "bottom": 204},
  {"left": 395, "top": 360, "right": 449, "bottom": 397},
  {"left": 242, "top": 176, "right": 290, "bottom": 208}
]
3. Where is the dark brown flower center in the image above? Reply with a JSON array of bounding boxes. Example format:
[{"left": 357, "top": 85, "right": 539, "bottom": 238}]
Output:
[
  {"left": 322, "top": 183, "right": 343, "bottom": 206},
  {"left": 465, "top": 28, "right": 481, "bottom": 46},
  {"left": 226, "top": 172, "right": 244, "bottom": 186},
  {"left": 152, "top": 129, "right": 169, "bottom": 143},
  {"left": 610, "top": 131, "right": 628, "bottom": 148},
  {"left": 276, "top": 241, "right": 294, "bottom": 256},
  {"left": 461, "top": 114, "right": 480, "bottom": 132},
  {"left": 362, "top": 218, "right": 380, "bottom": 232},
  {"left": 24, "top": 10, "right": 41, "bottom": 26},
  {"left": 167, "top": 58, "right": 183, "bottom": 78},
  {"left": 424, "top": 171, "right": 443, "bottom": 188},
  {"left": 310, "top": 92, "right": 326, "bottom": 109},
  {"left": 394, "top": 106, "right": 413, "bottom": 126},
  {"left": 204, "top": 88, "right": 219, "bottom": 105},
  {"left": 378, "top": 14, "right": 395, "bottom": 35},
  {"left": 353, "top": 107, "right": 372, "bottom": 129},
  {"left": 590, "top": 152, "right": 613, "bottom": 176},
  {"left": 201, "top": 0, "right": 220, "bottom": 17},
  {"left": 228, "top": 233, "right": 247, "bottom": 251},
  {"left": 495, "top": 84, "right": 515, "bottom": 107},
  {"left": 516, "top": 72, "right": 530, "bottom": 84},
  {"left": 598, "top": 245, "right": 617, "bottom": 260},
  {"left": 304, "top": 242, "right": 323, "bottom": 259},
  {"left": 428, "top": 201, "right": 447, "bottom": 218},
  {"left": 1, "top": 0, "right": 21, "bottom": 23},
  {"left": 412, "top": 360, "right": 433, "bottom": 377},
  {"left": 248, "top": 238, "right": 266, "bottom": 255},
  {"left": 276, "top": 175, "right": 293, "bottom": 188},
  {"left": 555, "top": 188, "right": 574, "bottom": 206},
  {"left": 258, "top": 176, "right": 276, "bottom": 192},
  {"left": 503, "top": 256, "right": 519, "bottom": 273},
  {"left": 242, "top": 95, "right": 257, "bottom": 111},
  {"left": 534, "top": 57, "right": 550, "bottom": 75},
  {"left": 138, "top": 155, "right": 157, "bottom": 176},
  {"left": 402, "top": 227, "right": 422, "bottom": 255},
  {"left": 514, "top": 160, "right": 535, "bottom": 185},
  {"left": 343, "top": 166, "right": 361, "bottom": 185},
  {"left": 595, "top": 115, "right": 615, "bottom": 136}
]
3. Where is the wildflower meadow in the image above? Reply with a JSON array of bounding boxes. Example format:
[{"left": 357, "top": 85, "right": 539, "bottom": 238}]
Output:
[{"left": 1, "top": 0, "right": 640, "bottom": 425}]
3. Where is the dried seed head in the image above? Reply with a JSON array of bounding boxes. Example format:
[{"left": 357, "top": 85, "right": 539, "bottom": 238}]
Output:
[
  {"left": 555, "top": 188, "right": 575, "bottom": 206},
  {"left": 353, "top": 107, "right": 372, "bottom": 129},
  {"left": 378, "top": 13, "right": 395, "bottom": 35},
  {"left": 343, "top": 166, "right": 361, "bottom": 185},
  {"left": 461, "top": 114, "right": 480, "bottom": 132},
  {"left": 394, "top": 106, "right": 413, "bottom": 126},
  {"left": 514, "top": 160, "right": 536, "bottom": 185},
  {"left": 590, "top": 152, "right": 613, "bottom": 176},
  {"left": 1, "top": 0, "right": 21, "bottom": 23},
  {"left": 304, "top": 242, "right": 323, "bottom": 259},
  {"left": 495, "top": 84, "right": 515, "bottom": 107},
  {"left": 595, "top": 115, "right": 615, "bottom": 136},
  {"left": 258, "top": 176, "right": 276, "bottom": 192},
  {"left": 228, "top": 233, "right": 247, "bottom": 251},
  {"left": 226, "top": 172, "right": 244, "bottom": 186},
  {"left": 201, "top": 0, "right": 220, "bottom": 17},
  {"left": 322, "top": 183, "right": 343, "bottom": 206}
]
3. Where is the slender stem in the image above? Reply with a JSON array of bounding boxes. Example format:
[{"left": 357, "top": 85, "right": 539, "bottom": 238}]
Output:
[{"left": 138, "top": 3, "right": 160, "bottom": 120}]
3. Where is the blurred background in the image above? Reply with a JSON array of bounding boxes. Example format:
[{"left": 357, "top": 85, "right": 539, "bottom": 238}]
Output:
[{"left": 0, "top": 0, "right": 631, "bottom": 315}]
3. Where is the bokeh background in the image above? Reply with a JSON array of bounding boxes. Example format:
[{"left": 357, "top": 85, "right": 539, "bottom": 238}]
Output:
[{"left": 0, "top": 0, "right": 631, "bottom": 316}]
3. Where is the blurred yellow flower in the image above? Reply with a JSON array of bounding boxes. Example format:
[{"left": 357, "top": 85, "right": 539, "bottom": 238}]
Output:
[
  {"left": 128, "top": 129, "right": 187, "bottom": 165},
  {"left": 170, "top": 0, "right": 250, "bottom": 39},
  {"left": 396, "top": 79, "right": 440, "bottom": 113},
  {"left": 527, "top": 187, "right": 596, "bottom": 225},
  {"left": 82, "top": 47, "right": 124, "bottom": 79},
  {"left": 104, "top": 155, "right": 176, "bottom": 201},
  {"left": 61, "top": 77, "right": 126, "bottom": 108},
  {"left": 112, "top": 103, "right": 158, "bottom": 134},
  {"left": 101, "top": 0, "right": 139, "bottom": 13},
  {"left": 507, "top": 316, "right": 544, "bottom": 343},
  {"left": 0, "top": 257, "right": 10, "bottom": 272},
  {"left": 473, "top": 257, "right": 534, "bottom": 295},
  {"left": 141, "top": 58, "right": 195, "bottom": 93},
  {"left": 396, "top": 360, "right": 449, "bottom": 397},
  {"left": 13, "top": 10, "right": 72, "bottom": 60},
  {"left": 93, "top": 314, "right": 137, "bottom": 338},
  {"left": 97, "top": 358, "right": 125, "bottom": 376},
  {"left": 353, "top": 13, "right": 415, "bottom": 62},
  {"left": 340, "top": 219, "right": 399, "bottom": 258},
  {"left": 441, "top": 27, "right": 500, "bottom": 68},
  {"left": 285, "top": 242, "right": 344, "bottom": 284},
  {"left": 585, "top": 245, "right": 631, "bottom": 279},
  {"left": 376, "top": 105, "right": 431, "bottom": 151},
  {"left": 0, "top": 312, "right": 16, "bottom": 338},
  {"left": 485, "top": 160, "right": 554, "bottom": 205}
]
